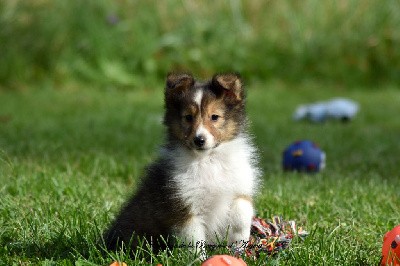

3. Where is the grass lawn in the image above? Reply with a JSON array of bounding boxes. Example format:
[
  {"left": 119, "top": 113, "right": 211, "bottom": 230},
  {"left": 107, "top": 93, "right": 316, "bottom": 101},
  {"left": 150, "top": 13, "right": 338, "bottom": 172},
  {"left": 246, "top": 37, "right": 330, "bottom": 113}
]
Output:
[{"left": 0, "top": 81, "right": 399, "bottom": 265}]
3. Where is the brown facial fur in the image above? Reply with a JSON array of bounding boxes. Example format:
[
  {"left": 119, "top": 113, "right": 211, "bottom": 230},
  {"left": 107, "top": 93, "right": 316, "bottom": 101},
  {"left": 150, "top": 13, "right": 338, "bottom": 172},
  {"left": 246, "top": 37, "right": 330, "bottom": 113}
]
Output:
[{"left": 164, "top": 73, "right": 246, "bottom": 150}]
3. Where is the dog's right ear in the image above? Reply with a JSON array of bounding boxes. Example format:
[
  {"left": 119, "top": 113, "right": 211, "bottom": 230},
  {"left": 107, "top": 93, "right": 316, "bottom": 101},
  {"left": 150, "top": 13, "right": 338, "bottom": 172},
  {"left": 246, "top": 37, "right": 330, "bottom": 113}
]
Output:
[
  {"left": 166, "top": 73, "right": 194, "bottom": 92},
  {"left": 211, "top": 73, "right": 244, "bottom": 102}
]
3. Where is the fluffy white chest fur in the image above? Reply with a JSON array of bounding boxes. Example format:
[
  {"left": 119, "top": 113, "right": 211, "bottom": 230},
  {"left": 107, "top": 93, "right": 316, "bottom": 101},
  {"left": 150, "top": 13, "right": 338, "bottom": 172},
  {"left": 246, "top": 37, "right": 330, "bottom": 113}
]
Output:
[{"left": 164, "top": 134, "right": 259, "bottom": 245}]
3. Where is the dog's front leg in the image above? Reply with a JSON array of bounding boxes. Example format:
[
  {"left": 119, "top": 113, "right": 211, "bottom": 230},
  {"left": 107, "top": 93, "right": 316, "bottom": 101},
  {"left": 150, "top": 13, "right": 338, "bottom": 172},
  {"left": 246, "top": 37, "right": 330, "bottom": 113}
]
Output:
[
  {"left": 176, "top": 215, "right": 207, "bottom": 260},
  {"left": 227, "top": 195, "right": 254, "bottom": 249}
]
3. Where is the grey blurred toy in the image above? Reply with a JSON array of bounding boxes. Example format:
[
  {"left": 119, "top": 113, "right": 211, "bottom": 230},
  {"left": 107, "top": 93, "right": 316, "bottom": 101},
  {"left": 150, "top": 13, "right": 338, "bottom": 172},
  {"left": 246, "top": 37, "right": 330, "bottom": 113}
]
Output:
[{"left": 293, "top": 98, "right": 359, "bottom": 122}]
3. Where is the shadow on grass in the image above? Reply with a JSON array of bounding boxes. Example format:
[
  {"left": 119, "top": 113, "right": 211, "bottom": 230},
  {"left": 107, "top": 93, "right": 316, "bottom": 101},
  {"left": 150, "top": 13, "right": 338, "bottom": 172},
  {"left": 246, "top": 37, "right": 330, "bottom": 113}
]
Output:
[{"left": 1, "top": 224, "right": 106, "bottom": 263}]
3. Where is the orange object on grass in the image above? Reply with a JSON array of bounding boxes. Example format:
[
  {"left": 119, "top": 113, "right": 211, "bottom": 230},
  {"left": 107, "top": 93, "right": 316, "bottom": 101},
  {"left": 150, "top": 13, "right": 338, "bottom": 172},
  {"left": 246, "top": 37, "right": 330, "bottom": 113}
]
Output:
[
  {"left": 381, "top": 225, "right": 400, "bottom": 265},
  {"left": 109, "top": 261, "right": 127, "bottom": 266},
  {"left": 201, "top": 255, "right": 247, "bottom": 266}
]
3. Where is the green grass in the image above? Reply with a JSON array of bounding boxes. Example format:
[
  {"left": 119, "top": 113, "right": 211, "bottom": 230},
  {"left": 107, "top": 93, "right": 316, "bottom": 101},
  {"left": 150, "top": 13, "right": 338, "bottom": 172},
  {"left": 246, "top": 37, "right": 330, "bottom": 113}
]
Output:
[
  {"left": 1, "top": 81, "right": 399, "bottom": 265},
  {"left": 1, "top": 0, "right": 400, "bottom": 88}
]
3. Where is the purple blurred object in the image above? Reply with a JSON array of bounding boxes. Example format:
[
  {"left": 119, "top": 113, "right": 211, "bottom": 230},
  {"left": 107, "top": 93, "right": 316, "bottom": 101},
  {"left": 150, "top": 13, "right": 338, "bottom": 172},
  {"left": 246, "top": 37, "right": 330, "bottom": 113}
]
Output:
[{"left": 106, "top": 14, "right": 120, "bottom": 25}]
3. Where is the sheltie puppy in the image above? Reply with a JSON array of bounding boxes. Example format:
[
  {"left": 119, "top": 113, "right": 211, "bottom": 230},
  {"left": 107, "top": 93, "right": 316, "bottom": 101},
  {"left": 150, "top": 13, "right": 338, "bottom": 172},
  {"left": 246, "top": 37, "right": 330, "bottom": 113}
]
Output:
[{"left": 103, "top": 72, "right": 260, "bottom": 257}]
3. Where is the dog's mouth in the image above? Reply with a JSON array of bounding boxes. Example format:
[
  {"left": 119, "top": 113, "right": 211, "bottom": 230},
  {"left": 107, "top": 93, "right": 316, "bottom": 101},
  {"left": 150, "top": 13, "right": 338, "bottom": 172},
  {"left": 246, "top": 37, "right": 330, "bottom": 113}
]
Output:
[
  {"left": 191, "top": 143, "right": 220, "bottom": 152},
  {"left": 195, "top": 147, "right": 209, "bottom": 151}
]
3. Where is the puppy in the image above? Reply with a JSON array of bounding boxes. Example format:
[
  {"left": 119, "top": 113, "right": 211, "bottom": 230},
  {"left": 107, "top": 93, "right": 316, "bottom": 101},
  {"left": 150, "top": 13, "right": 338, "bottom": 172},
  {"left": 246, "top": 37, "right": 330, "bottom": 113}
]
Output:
[{"left": 103, "top": 72, "right": 260, "bottom": 257}]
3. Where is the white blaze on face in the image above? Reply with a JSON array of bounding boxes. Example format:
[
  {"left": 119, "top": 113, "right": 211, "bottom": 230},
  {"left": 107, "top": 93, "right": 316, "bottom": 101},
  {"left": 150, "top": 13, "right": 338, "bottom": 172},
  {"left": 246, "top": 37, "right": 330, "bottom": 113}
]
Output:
[
  {"left": 193, "top": 89, "right": 203, "bottom": 107},
  {"left": 192, "top": 89, "right": 215, "bottom": 150}
]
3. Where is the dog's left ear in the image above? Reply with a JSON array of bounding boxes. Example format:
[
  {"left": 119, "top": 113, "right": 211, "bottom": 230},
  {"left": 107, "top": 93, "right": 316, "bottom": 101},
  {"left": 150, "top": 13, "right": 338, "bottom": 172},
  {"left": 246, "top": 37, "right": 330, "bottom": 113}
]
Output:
[
  {"left": 166, "top": 72, "right": 194, "bottom": 92},
  {"left": 211, "top": 73, "right": 244, "bottom": 101}
]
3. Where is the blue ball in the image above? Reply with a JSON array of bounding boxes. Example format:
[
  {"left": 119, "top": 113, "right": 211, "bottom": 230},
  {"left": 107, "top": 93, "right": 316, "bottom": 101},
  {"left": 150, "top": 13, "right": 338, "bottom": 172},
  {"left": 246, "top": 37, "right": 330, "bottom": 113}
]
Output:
[{"left": 282, "top": 140, "right": 326, "bottom": 172}]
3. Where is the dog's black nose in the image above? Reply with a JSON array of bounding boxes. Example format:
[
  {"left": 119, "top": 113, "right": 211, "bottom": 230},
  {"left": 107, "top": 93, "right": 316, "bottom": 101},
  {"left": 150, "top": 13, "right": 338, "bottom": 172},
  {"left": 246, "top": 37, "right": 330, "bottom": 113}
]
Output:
[{"left": 194, "top": 136, "right": 206, "bottom": 148}]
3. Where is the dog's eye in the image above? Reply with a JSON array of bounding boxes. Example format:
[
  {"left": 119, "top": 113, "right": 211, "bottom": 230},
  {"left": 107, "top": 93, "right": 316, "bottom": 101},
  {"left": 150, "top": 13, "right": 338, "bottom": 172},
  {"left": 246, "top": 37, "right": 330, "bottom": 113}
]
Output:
[
  {"left": 211, "top": 114, "right": 219, "bottom": 121},
  {"left": 184, "top": 114, "right": 193, "bottom": 122}
]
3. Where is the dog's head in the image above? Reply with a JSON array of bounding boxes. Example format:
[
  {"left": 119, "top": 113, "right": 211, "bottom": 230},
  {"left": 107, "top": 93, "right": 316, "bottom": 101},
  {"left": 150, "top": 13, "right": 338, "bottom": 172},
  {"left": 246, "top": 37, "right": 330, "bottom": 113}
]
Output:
[{"left": 164, "top": 72, "right": 247, "bottom": 151}]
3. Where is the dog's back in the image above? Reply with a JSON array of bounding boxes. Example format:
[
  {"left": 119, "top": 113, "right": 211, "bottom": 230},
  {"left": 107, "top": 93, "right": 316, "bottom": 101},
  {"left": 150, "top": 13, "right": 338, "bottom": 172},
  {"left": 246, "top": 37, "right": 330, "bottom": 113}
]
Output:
[{"left": 103, "top": 159, "right": 190, "bottom": 251}]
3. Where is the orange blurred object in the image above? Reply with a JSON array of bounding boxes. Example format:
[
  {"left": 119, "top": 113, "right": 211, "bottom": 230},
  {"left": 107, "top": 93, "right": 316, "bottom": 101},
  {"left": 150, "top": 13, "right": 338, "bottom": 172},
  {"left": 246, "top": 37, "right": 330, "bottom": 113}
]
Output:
[
  {"left": 109, "top": 262, "right": 127, "bottom": 266},
  {"left": 201, "top": 255, "right": 247, "bottom": 266},
  {"left": 381, "top": 225, "right": 400, "bottom": 265}
]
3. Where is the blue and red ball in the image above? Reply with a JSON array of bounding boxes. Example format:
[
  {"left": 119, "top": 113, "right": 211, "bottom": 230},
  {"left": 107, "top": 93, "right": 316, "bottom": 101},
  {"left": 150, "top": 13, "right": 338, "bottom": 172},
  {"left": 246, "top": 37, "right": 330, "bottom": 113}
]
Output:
[{"left": 282, "top": 140, "right": 325, "bottom": 172}]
